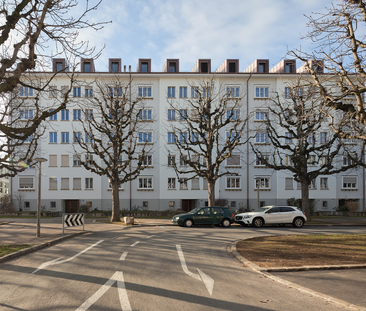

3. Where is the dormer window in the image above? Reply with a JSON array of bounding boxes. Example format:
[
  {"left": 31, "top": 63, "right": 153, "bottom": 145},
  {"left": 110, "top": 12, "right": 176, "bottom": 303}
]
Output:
[
  {"left": 84, "top": 62, "right": 91, "bottom": 72},
  {"left": 141, "top": 62, "right": 148, "bottom": 72},
  {"left": 111, "top": 62, "right": 119, "bottom": 72},
  {"left": 285, "top": 62, "right": 293, "bottom": 73},
  {"left": 56, "top": 62, "right": 63, "bottom": 71},
  {"left": 169, "top": 62, "right": 176, "bottom": 73},
  {"left": 201, "top": 62, "right": 209, "bottom": 73},
  {"left": 229, "top": 62, "right": 236, "bottom": 73},
  {"left": 258, "top": 63, "right": 266, "bottom": 73}
]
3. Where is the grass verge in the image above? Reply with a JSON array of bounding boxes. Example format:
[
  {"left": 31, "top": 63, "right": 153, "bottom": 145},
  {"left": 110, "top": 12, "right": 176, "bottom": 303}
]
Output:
[
  {"left": 237, "top": 234, "right": 366, "bottom": 268},
  {"left": 0, "top": 245, "right": 33, "bottom": 257}
]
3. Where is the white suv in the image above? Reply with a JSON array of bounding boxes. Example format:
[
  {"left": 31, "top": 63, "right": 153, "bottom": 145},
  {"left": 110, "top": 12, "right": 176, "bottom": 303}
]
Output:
[{"left": 234, "top": 205, "right": 307, "bottom": 228}]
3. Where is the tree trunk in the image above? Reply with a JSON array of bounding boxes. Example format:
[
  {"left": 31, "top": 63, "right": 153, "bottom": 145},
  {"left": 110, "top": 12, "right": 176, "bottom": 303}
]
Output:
[
  {"left": 208, "top": 181, "right": 215, "bottom": 206},
  {"left": 111, "top": 179, "right": 121, "bottom": 222},
  {"left": 300, "top": 181, "right": 311, "bottom": 221}
]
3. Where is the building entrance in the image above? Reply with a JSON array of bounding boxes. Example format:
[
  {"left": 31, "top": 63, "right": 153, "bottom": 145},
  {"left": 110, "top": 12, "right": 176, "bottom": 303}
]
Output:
[
  {"left": 182, "top": 199, "right": 195, "bottom": 212},
  {"left": 65, "top": 200, "right": 79, "bottom": 213}
]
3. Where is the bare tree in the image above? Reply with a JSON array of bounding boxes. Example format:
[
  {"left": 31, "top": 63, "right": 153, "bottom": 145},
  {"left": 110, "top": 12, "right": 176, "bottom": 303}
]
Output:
[
  {"left": 292, "top": 1, "right": 366, "bottom": 140},
  {"left": 251, "top": 79, "right": 364, "bottom": 219},
  {"left": 0, "top": 0, "right": 108, "bottom": 177},
  {"left": 166, "top": 77, "right": 248, "bottom": 207},
  {"left": 73, "top": 79, "right": 151, "bottom": 222}
]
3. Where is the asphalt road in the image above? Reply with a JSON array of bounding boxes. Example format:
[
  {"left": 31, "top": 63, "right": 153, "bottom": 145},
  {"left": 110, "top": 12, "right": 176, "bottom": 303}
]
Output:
[{"left": 1, "top": 224, "right": 365, "bottom": 310}]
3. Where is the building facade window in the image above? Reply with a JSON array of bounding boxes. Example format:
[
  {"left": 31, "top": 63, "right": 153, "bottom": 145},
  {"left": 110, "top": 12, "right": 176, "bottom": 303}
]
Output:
[
  {"left": 73, "top": 87, "right": 81, "bottom": 97},
  {"left": 308, "top": 155, "right": 316, "bottom": 165},
  {"left": 180, "top": 155, "right": 187, "bottom": 166},
  {"left": 285, "top": 177, "right": 293, "bottom": 190},
  {"left": 285, "top": 133, "right": 292, "bottom": 143},
  {"left": 168, "top": 155, "right": 175, "bottom": 166},
  {"left": 179, "top": 87, "right": 187, "bottom": 98},
  {"left": 255, "top": 177, "right": 270, "bottom": 189},
  {"left": 179, "top": 178, "right": 188, "bottom": 189},
  {"left": 49, "top": 177, "right": 57, "bottom": 190},
  {"left": 49, "top": 132, "right": 57, "bottom": 143},
  {"left": 141, "top": 155, "right": 152, "bottom": 166},
  {"left": 255, "top": 154, "right": 268, "bottom": 166},
  {"left": 226, "top": 86, "right": 240, "bottom": 98},
  {"left": 138, "top": 177, "right": 153, "bottom": 189},
  {"left": 61, "top": 178, "right": 69, "bottom": 190},
  {"left": 49, "top": 86, "right": 57, "bottom": 98},
  {"left": 168, "top": 109, "right": 175, "bottom": 121},
  {"left": 285, "top": 155, "right": 293, "bottom": 166},
  {"left": 227, "top": 155, "right": 240, "bottom": 166},
  {"left": 168, "top": 132, "right": 175, "bottom": 144},
  {"left": 320, "top": 132, "right": 328, "bottom": 144},
  {"left": 85, "top": 178, "right": 93, "bottom": 189},
  {"left": 61, "top": 110, "right": 69, "bottom": 121},
  {"left": 61, "top": 132, "right": 69, "bottom": 144},
  {"left": 179, "top": 109, "right": 187, "bottom": 120},
  {"left": 309, "top": 179, "right": 316, "bottom": 189},
  {"left": 191, "top": 178, "right": 200, "bottom": 190},
  {"left": 19, "top": 177, "right": 34, "bottom": 189},
  {"left": 19, "top": 87, "right": 34, "bottom": 97},
  {"left": 73, "top": 155, "right": 81, "bottom": 167},
  {"left": 73, "top": 178, "right": 81, "bottom": 190},
  {"left": 138, "top": 86, "right": 152, "bottom": 98},
  {"left": 138, "top": 132, "right": 152, "bottom": 143},
  {"left": 191, "top": 86, "right": 199, "bottom": 98},
  {"left": 19, "top": 109, "right": 33, "bottom": 120},
  {"left": 73, "top": 109, "right": 81, "bottom": 120},
  {"left": 73, "top": 132, "right": 81, "bottom": 143},
  {"left": 139, "top": 109, "right": 152, "bottom": 120},
  {"left": 255, "top": 111, "right": 268, "bottom": 121},
  {"left": 284, "top": 87, "right": 291, "bottom": 99},
  {"left": 168, "top": 178, "right": 176, "bottom": 189},
  {"left": 61, "top": 155, "right": 69, "bottom": 167},
  {"left": 226, "top": 177, "right": 241, "bottom": 189},
  {"left": 320, "top": 177, "right": 328, "bottom": 189},
  {"left": 342, "top": 176, "right": 357, "bottom": 189},
  {"left": 227, "top": 109, "right": 240, "bottom": 120},
  {"left": 168, "top": 87, "right": 175, "bottom": 98},
  {"left": 255, "top": 132, "right": 269, "bottom": 143},
  {"left": 85, "top": 133, "right": 93, "bottom": 143},
  {"left": 85, "top": 109, "right": 93, "bottom": 120},
  {"left": 255, "top": 86, "right": 269, "bottom": 98},
  {"left": 49, "top": 110, "right": 57, "bottom": 120},
  {"left": 85, "top": 87, "right": 93, "bottom": 97}
]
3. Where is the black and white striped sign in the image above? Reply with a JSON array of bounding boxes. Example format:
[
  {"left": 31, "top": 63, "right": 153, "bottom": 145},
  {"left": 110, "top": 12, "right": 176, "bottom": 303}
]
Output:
[{"left": 62, "top": 213, "right": 85, "bottom": 234}]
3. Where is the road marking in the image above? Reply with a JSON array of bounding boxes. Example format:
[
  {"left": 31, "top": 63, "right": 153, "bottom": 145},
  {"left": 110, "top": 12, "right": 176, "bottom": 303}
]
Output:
[
  {"left": 75, "top": 271, "right": 132, "bottom": 311},
  {"left": 130, "top": 241, "right": 140, "bottom": 247},
  {"left": 176, "top": 245, "right": 214, "bottom": 296},
  {"left": 31, "top": 240, "right": 104, "bottom": 274},
  {"left": 120, "top": 252, "right": 128, "bottom": 261},
  {"left": 158, "top": 226, "right": 164, "bottom": 228},
  {"left": 146, "top": 235, "right": 155, "bottom": 239}
]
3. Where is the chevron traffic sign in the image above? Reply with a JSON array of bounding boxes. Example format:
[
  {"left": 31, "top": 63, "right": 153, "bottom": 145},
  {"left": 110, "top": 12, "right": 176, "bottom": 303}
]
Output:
[{"left": 62, "top": 213, "right": 85, "bottom": 234}]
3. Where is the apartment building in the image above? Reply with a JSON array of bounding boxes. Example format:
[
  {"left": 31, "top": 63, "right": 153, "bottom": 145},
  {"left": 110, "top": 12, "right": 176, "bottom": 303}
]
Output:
[{"left": 9, "top": 57, "right": 365, "bottom": 213}]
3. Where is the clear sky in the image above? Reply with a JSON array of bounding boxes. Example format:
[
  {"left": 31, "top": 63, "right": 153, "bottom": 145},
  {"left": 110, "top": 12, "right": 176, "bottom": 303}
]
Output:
[{"left": 74, "top": 0, "right": 330, "bottom": 73}]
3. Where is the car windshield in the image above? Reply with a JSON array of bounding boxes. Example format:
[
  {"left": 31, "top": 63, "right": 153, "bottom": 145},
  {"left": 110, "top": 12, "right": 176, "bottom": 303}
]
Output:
[
  {"left": 252, "top": 207, "right": 271, "bottom": 213},
  {"left": 188, "top": 207, "right": 201, "bottom": 214}
]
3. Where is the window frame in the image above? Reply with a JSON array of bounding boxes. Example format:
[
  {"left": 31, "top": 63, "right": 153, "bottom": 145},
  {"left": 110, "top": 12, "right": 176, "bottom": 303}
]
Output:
[
  {"left": 255, "top": 86, "right": 269, "bottom": 98},
  {"left": 138, "top": 85, "right": 153, "bottom": 98},
  {"left": 226, "top": 177, "right": 241, "bottom": 190}
]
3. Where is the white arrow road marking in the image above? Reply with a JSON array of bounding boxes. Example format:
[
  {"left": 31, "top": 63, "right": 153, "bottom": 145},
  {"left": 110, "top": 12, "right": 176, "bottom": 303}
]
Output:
[
  {"left": 75, "top": 271, "right": 132, "bottom": 311},
  {"left": 130, "top": 241, "right": 140, "bottom": 247},
  {"left": 31, "top": 240, "right": 104, "bottom": 274},
  {"left": 197, "top": 268, "right": 214, "bottom": 296},
  {"left": 176, "top": 245, "right": 214, "bottom": 295},
  {"left": 119, "top": 252, "right": 128, "bottom": 261}
]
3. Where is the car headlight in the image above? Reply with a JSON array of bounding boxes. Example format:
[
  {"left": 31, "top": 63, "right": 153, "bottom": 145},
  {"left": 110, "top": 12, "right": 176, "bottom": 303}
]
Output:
[
  {"left": 174, "top": 217, "right": 179, "bottom": 220},
  {"left": 243, "top": 215, "right": 252, "bottom": 219}
]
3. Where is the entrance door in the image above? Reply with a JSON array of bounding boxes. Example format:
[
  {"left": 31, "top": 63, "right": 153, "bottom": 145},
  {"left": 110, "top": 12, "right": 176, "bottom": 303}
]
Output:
[
  {"left": 181, "top": 199, "right": 195, "bottom": 212},
  {"left": 65, "top": 200, "right": 79, "bottom": 213}
]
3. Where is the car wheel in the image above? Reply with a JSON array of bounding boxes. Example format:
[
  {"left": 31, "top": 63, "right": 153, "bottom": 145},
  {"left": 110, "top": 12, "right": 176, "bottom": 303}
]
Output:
[
  {"left": 292, "top": 217, "right": 305, "bottom": 228},
  {"left": 221, "top": 219, "right": 231, "bottom": 228},
  {"left": 252, "top": 217, "right": 264, "bottom": 228},
  {"left": 184, "top": 219, "right": 193, "bottom": 227},
  {"left": 240, "top": 223, "right": 247, "bottom": 227}
]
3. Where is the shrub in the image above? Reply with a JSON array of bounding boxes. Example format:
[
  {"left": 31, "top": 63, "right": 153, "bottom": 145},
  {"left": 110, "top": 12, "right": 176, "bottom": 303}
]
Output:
[
  {"left": 346, "top": 201, "right": 359, "bottom": 212},
  {"left": 0, "top": 195, "right": 15, "bottom": 213},
  {"left": 78, "top": 204, "right": 88, "bottom": 213},
  {"left": 334, "top": 205, "right": 348, "bottom": 212}
]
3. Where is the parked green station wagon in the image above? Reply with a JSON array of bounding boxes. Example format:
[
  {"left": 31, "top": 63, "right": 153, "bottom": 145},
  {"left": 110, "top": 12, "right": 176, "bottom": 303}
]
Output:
[{"left": 172, "top": 206, "right": 234, "bottom": 227}]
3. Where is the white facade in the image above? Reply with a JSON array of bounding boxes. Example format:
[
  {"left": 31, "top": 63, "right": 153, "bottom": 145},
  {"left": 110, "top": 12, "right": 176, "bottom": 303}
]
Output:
[{"left": 9, "top": 58, "right": 365, "bottom": 213}]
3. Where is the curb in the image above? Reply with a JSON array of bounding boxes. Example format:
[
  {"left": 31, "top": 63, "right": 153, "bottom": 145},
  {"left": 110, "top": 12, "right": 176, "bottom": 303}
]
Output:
[
  {"left": 0, "top": 231, "right": 88, "bottom": 264},
  {"left": 228, "top": 240, "right": 366, "bottom": 311}
]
